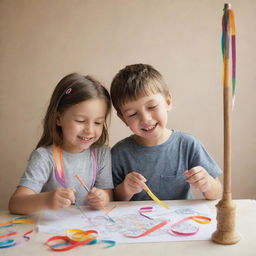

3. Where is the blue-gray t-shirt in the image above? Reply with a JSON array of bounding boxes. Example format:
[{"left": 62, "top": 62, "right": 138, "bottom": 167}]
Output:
[
  {"left": 111, "top": 130, "right": 222, "bottom": 201},
  {"left": 19, "top": 145, "right": 113, "bottom": 205}
]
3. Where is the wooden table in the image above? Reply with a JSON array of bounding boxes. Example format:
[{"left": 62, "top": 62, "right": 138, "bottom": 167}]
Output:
[{"left": 0, "top": 199, "right": 255, "bottom": 256}]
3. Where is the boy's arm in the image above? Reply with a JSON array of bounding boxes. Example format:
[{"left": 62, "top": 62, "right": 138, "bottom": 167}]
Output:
[
  {"left": 202, "top": 177, "right": 222, "bottom": 200},
  {"left": 9, "top": 186, "right": 75, "bottom": 214},
  {"left": 114, "top": 172, "right": 146, "bottom": 201},
  {"left": 114, "top": 182, "right": 134, "bottom": 201},
  {"left": 184, "top": 166, "right": 222, "bottom": 200}
]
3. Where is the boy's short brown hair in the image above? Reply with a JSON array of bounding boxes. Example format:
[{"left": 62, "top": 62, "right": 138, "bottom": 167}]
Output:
[{"left": 110, "top": 64, "right": 169, "bottom": 114}]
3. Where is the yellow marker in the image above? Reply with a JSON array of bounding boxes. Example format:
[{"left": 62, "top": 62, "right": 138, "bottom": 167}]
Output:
[{"left": 143, "top": 184, "right": 169, "bottom": 209}]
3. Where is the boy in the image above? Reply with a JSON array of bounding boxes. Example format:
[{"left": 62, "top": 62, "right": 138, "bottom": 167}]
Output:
[{"left": 110, "top": 64, "right": 222, "bottom": 201}]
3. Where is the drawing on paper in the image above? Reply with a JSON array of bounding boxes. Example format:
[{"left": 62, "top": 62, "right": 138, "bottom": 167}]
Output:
[{"left": 36, "top": 204, "right": 216, "bottom": 243}]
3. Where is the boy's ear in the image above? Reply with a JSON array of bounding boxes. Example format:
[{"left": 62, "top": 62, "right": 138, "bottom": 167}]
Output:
[
  {"left": 166, "top": 93, "right": 172, "bottom": 111},
  {"left": 117, "top": 112, "right": 128, "bottom": 126}
]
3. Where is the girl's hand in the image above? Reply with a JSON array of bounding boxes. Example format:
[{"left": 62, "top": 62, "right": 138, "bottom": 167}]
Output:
[
  {"left": 47, "top": 188, "right": 75, "bottom": 210},
  {"left": 87, "top": 187, "right": 109, "bottom": 209},
  {"left": 123, "top": 171, "right": 147, "bottom": 196},
  {"left": 184, "top": 166, "right": 213, "bottom": 193}
]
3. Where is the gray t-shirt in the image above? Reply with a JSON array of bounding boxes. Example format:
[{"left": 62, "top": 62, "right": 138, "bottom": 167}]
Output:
[
  {"left": 111, "top": 130, "right": 222, "bottom": 201},
  {"left": 19, "top": 145, "right": 113, "bottom": 205}
]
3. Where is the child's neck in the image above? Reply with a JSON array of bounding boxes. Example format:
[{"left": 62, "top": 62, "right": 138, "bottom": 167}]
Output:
[{"left": 133, "top": 128, "right": 172, "bottom": 147}]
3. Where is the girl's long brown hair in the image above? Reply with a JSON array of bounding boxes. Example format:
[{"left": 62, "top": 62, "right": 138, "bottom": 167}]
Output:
[{"left": 36, "top": 73, "right": 111, "bottom": 149}]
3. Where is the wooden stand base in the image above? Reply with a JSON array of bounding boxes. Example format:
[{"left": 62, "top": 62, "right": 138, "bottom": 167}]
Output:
[{"left": 212, "top": 196, "right": 240, "bottom": 245}]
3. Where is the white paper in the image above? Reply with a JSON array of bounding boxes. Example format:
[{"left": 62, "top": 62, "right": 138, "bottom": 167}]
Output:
[{"left": 36, "top": 203, "right": 217, "bottom": 243}]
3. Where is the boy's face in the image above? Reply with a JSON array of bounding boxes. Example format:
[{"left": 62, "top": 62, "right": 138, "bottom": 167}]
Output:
[{"left": 119, "top": 93, "right": 171, "bottom": 146}]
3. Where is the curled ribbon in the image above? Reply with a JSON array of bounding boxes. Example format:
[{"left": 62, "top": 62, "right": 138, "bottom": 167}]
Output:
[
  {"left": 139, "top": 207, "right": 211, "bottom": 237},
  {"left": 0, "top": 216, "right": 34, "bottom": 249},
  {"left": 45, "top": 229, "right": 115, "bottom": 251},
  {"left": 169, "top": 216, "right": 211, "bottom": 236},
  {"left": 0, "top": 229, "right": 33, "bottom": 249},
  {"left": 0, "top": 239, "right": 16, "bottom": 249}
]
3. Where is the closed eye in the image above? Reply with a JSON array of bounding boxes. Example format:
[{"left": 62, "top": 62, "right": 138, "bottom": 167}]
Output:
[
  {"left": 128, "top": 112, "right": 137, "bottom": 117},
  {"left": 148, "top": 105, "right": 158, "bottom": 110},
  {"left": 75, "top": 120, "right": 85, "bottom": 123}
]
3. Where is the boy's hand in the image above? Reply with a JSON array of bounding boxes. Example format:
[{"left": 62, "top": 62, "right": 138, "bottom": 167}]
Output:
[
  {"left": 123, "top": 172, "right": 147, "bottom": 196},
  {"left": 184, "top": 166, "right": 214, "bottom": 193},
  {"left": 48, "top": 188, "right": 75, "bottom": 210},
  {"left": 87, "top": 187, "right": 109, "bottom": 210}
]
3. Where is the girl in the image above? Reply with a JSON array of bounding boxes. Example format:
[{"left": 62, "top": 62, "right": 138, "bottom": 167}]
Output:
[{"left": 9, "top": 73, "right": 113, "bottom": 214}]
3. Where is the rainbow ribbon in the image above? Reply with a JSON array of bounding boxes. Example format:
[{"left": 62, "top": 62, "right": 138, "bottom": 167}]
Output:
[
  {"left": 222, "top": 3, "right": 236, "bottom": 109},
  {"left": 0, "top": 217, "right": 34, "bottom": 249},
  {"left": 45, "top": 229, "right": 115, "bottom": 251},
  {"left": 0, "top": 216, "right": 34, "bottom": 228},
  {"left": 53, "top": 145, "right": 67, "bottom": 188},
  {"left": 53, "top": 145, "right": 91, "bottom": 219}
]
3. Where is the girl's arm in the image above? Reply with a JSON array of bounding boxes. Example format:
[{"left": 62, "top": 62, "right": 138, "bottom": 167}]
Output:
[
  {"left": 9, "top": 186, "right": 50, "bottom": 214},
  {"left": 9, "top": 186, "right": 75, "bottom": 214},
  {"left": 87, "top": 188, "right": 113, "bottom": 209}
]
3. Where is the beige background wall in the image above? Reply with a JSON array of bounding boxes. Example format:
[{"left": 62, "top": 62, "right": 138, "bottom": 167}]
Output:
[{"left": 0, "top": 0, "right": 255, "bottom": 210}]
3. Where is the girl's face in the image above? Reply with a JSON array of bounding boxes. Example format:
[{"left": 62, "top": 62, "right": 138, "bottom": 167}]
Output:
[
  {"left": 119, "top": 93, "right": 172, "bottom": 146},
  {"left": 57, "top": 98, "right": 107, "bottom": 153}
]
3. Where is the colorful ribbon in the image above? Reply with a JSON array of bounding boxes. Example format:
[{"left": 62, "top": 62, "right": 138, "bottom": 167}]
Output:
[
  {"left": 143, "top": 184, "right": 169, "bottom": 209},
  {"left": 45, "top": 229, "right": 115, "bottom": 251},
  {"left": 169, "top": 216, "right": 211, "bottom": 236},
  {"left": 139, "top": 206, "right": 211, "bottom": 237},
  {"left": 0, "top": 216, "right": 34, "bottom": 228},
  {"left": 139, "top": 206, "right": 154, "bottom": 219},
  {"left": 53, "top": 145, "right": 67, "bottom": 188},
  {"left": 0, "top": 229, "right": 33, "bottom": 249},
  {"left": 53, "top": 145, "right": 91, "bottom": 218},
  {"left": 124, "top": 220, "right": 170, "bottom": 238},
  {"left": 222, "top": 3, "right": 236, "bottom": 109}
]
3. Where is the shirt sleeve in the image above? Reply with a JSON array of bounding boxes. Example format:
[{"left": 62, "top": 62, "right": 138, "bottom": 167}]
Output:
[
  {"left": 188, "top": 137, "right": 222, "bottom": 178},
  {"left": 94, "top": 146, "right": 114, "bottom": 189},
  {"left": 19, "top": 149, "right": 52, "bottom": 193},
  {"left": 111, "top": 145, "right": 126, "bottom": 187}
]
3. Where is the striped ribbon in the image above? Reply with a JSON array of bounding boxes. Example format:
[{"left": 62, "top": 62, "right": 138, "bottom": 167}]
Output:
[
  {"left": 0, "top": 217, "right": 34, "bottom": 249},
  {"left": 222, "top": 4, "right": 236, "bottom": 109},
  {"left": 53, "top": 145, "right": 67, "bottom": 188},
  {"left": 45, "top": 229, "right": 115, "bottom": 251}
]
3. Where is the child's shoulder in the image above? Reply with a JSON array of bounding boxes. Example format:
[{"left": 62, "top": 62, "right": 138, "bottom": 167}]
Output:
[
  {"left": 94, "top": 144, "right": 111, "bottom": 157},
  {"left": 173, "top": 130, "right": 198, "bottom": 141},
  {"left": 28, "top": 146, "right": 53, "bottom": 162},
  {"left": 172, "top": 130, "right": 201, "bottom": 147},
  {"left": 111, "top": 136, "right": 133, "bottom": 152}
]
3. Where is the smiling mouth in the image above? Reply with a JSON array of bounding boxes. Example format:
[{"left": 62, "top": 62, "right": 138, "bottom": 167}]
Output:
[
  {"left": 78, "top": 136, "right": 93, "bottom": 141},
  {"left": 141, "top": 123, "right": 157, "bottom": 132}
]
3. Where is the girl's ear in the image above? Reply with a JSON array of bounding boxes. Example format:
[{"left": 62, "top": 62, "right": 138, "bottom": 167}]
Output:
[
  {"left": 56, "top": 113, "right": 62, "bottom": 126},
  {"left": 166, "top": 93, "right": 172, "bottom": 111}
]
